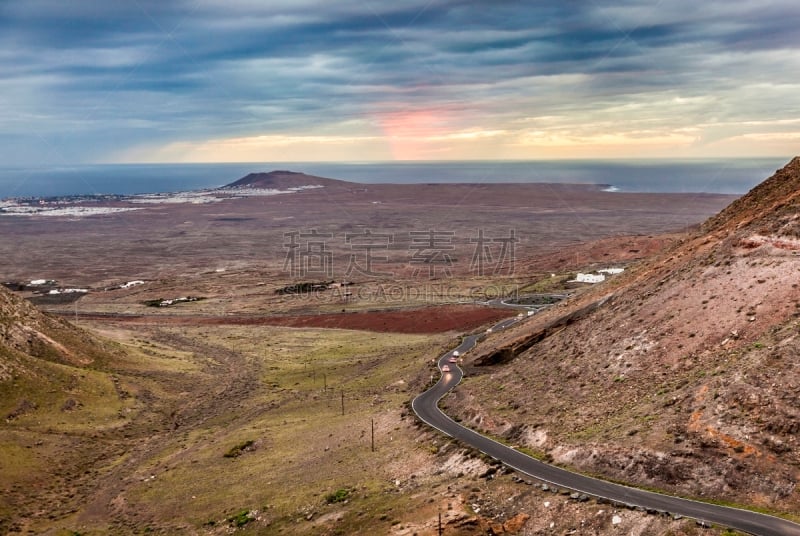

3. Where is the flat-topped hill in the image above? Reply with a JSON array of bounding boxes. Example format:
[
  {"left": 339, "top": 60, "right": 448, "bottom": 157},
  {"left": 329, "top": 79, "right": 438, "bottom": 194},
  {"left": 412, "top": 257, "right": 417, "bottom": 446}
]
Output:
[{"left": 221, "top": 170, "right": 352, "bottom": 190}]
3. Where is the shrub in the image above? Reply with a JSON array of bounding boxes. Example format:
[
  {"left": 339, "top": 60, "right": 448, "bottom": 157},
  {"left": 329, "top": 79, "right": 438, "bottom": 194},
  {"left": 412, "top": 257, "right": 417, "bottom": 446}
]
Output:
[
  {"left": 326, "top": 488, "right": 351, "bottom": 504},
  {"left": 227, "top": 510, "right": 254, "bottom": 527}
]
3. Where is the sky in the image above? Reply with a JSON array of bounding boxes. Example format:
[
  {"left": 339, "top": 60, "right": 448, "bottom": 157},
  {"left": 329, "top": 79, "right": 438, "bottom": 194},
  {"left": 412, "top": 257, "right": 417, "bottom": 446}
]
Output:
[{"left": 1, "top": 0, "right": 799, "bottom": 165}]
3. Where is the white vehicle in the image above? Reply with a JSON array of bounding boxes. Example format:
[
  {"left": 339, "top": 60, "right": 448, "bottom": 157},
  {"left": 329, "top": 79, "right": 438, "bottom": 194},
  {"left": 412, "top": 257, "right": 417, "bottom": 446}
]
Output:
[
  {"left": 441, "top": 364, "right": 451, "bottom": 373},
  {"left": 452, "top": 350, "right": 460, "bottom": 357},
  {"left": 448, "top": 356, "right": 458, "bottom": 363}
]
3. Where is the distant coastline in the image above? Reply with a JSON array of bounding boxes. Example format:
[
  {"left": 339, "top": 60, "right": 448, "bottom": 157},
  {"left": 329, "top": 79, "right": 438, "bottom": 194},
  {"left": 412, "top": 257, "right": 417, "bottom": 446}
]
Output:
[{"left": 0, "top": 158, "right": 788, "bottom": 199}]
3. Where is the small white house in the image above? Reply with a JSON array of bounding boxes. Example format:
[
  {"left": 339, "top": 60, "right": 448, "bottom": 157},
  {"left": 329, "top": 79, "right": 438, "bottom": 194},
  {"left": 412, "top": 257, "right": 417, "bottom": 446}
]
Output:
[{"left": 572, "top": 273, "right": 606, "bottom": 283}]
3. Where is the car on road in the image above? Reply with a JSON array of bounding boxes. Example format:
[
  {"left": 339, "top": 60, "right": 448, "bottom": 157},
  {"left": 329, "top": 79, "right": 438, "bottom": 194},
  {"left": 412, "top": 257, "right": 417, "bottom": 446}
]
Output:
[
  {"left": 452, "top": 350, "right": 460, "bottom": 357},
  {"left": 448, "top": 356, "right": 458, "bottom": 363},
  {"left": 441, "top": 364, "right": 451, "bottom": 372}
]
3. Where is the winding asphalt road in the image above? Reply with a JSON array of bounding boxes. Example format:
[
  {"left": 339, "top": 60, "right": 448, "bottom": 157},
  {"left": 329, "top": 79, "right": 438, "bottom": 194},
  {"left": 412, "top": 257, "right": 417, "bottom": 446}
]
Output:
[{"left": 412, "top": 319, "right": 800, "bottom": 536}]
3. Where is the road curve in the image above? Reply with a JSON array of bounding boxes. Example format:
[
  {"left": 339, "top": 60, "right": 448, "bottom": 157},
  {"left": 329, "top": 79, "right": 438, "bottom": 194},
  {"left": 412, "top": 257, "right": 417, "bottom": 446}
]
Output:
[{"left": 412, "top": 322, "right": 800, "bottom": 536}]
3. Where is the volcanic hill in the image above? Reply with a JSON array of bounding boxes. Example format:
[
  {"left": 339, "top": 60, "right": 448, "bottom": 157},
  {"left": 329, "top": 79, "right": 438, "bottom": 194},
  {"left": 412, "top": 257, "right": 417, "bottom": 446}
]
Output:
[
  {"left": 454, "top": 157, "right": 800, "bottom": 512},
  {"left": 221, "top": 170, "right": 352, "bottom": 189}
]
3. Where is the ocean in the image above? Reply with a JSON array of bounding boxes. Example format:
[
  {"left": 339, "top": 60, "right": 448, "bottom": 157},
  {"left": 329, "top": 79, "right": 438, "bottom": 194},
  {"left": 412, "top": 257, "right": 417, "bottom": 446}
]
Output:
[{"left": 0, "top": 158, "right": 789, "bottom": 199}]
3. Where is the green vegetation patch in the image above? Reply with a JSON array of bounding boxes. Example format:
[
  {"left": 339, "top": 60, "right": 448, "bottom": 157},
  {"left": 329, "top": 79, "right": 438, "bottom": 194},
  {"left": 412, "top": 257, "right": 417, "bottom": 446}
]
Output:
[
  {"left": 227, "top": 509, "right": 255, "bottom": 527},
  {"left": 325, "top": 488, "right": 351, "bottom": 504}
]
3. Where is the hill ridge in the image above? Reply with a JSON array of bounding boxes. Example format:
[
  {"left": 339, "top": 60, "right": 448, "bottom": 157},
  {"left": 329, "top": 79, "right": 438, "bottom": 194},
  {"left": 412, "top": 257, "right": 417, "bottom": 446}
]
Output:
[{"left": 704, "top": 156, "right": 800, "bottom": 233}]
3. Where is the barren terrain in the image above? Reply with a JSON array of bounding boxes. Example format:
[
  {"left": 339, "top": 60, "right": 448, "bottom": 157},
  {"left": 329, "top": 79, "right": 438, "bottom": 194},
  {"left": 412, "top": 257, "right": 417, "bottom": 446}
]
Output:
[
  {"left": 0, "top": 170, "right": 761, "bottom": 534},
  {"left": 450, "top": 158, "right": 800, "bottom": 519}
]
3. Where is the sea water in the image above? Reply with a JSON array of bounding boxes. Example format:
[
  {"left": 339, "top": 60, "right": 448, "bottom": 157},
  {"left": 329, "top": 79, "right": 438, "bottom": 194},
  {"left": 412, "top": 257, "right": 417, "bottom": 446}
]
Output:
[{"left": 0, "top": 158, "right": 788, "bottom": 199}]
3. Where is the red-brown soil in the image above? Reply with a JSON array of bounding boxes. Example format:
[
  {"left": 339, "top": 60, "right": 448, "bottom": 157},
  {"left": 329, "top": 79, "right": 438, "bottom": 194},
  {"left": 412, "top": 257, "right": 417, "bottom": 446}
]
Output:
[{"left": 73, "top": 304, "right": 514, "bottom": 334}]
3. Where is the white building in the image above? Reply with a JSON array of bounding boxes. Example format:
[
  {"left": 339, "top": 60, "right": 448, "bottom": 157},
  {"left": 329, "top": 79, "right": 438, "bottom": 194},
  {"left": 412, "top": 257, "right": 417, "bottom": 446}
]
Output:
[{"left": 572, "top": 273, "right": 606, "bottom": 283}]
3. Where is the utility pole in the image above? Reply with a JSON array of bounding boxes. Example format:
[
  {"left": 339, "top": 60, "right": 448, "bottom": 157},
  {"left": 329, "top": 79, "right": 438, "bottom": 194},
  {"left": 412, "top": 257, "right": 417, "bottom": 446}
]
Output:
[
  {"left": 341, "top": 390, "right": 344, "bottom": 415},
  {"left": 438, "top": 511, "right": 443, "bottom": 536},
  {"left": 371, "top": 418, "right": 375, "bottom": 452}
]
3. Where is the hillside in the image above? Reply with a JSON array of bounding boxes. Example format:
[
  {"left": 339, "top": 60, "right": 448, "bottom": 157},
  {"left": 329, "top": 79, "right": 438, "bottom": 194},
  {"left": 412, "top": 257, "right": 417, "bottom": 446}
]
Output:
[
  {"left": 0, "top": 287, "right": 132, "bottom": 532},
  {"left": 1, "top": 286, "right": 118, "bottom": 417},
  {"left": 452, "top": 157, "right": 800, "bottom": 512},
  {"left": 0, "top": 286, "right": 111, "bottom": 369},
  {"left": 220, "top": 169, "right": 352, "bottom": 190}
]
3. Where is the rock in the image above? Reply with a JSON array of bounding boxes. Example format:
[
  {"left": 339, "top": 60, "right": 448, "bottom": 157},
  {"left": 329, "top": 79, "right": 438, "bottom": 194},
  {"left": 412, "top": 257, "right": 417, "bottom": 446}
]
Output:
[
  {"left": 480, "top": 467, "right": 498, "bottom": 479},
  {"left": 454, "top": 516, "right": 481, "bottom": 529},
  {"left": 503, "top": 513, "right": 531, "bottom": 533},
  {"left": 489, "top": 522, "right": 505, "bottom": 534},
  {"left": 612, "top": 515, "right": 622, "bottom": 525}
]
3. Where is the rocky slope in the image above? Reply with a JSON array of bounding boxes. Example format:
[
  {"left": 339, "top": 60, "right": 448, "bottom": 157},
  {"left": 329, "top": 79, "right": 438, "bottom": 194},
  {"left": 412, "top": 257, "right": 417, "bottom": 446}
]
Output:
[
  {"left": 451, "top": 157, "right": 800, "bottom": 512},
  {"left": 0, "top": 285, "right": 112, "bottom": 377}
]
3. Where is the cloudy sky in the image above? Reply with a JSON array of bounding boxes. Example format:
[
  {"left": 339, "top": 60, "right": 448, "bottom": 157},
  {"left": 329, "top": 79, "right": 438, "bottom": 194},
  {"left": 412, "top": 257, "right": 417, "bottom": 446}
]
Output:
[{"left": 1, "top": 0, "right": 799, "bottom": 165}]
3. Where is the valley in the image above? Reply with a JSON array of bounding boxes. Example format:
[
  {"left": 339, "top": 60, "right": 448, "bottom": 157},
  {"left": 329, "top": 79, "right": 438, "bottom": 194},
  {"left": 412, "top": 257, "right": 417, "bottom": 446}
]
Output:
[{"left": 3, "top": 164, "right": 799, "bottom": 535}]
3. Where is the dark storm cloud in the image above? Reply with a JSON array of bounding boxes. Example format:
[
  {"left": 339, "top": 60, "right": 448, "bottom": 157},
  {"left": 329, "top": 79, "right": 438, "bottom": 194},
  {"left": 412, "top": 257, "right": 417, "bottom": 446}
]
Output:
[{"left": 0, "top": 0, "right": 798, "bottom": 163}]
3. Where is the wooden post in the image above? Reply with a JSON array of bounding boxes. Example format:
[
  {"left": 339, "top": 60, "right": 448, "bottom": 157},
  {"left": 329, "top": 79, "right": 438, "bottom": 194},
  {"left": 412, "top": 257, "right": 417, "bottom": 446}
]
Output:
[
  {"left": 438, "top": 511, "right": 443, "bottom": 535},
  {"left": 371, "top": 418, "right": 375, "bottom": 452},
  {"left": 341, "top": 390, "right": 344, "bottom": 415}
]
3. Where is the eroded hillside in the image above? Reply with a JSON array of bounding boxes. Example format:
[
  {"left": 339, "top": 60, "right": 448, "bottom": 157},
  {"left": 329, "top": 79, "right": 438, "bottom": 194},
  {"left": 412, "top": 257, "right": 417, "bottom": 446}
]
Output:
[{"left": 452, "top": 157, "right": 800, "bottom": 513}]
